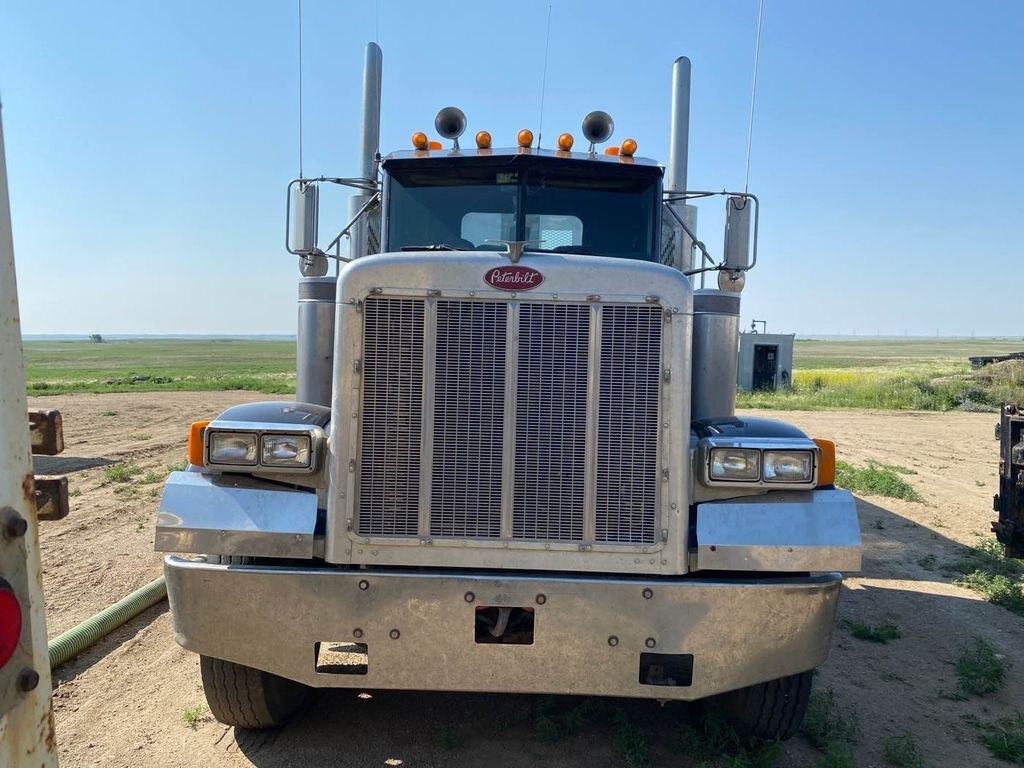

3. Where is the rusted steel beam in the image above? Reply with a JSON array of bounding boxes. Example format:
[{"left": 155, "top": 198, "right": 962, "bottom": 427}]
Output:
[
  {"left": 28, "top": 410, "right": 63, "bottom": 457},
  {"left": 32, "top": 477, "right": 68, "bottom": 522}
]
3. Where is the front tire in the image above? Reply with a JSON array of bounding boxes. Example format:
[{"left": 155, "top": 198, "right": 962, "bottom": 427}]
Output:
[
  {"left": 200, "top": 656, "right": 311, "bottom": 729},
  {"left": 712, "top": 670, "right": 813, "bottom": 740}
]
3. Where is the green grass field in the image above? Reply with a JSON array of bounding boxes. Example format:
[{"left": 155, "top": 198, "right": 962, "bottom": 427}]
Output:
[
  {"left": 24, "top": 339, "right": 297, "bottom": 396},
  {"left": 739, "top": 338, "right": 1024, "bottom": 411},
  {"left": 23, "top": 336, "right": 1024, "bottom": 411}
]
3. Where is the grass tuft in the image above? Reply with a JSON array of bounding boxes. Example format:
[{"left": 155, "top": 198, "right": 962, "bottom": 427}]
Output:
[
  {"left": 181, "top": 703, "right": 207, "bottom": 729},
  {"left": 138, "top": 470, "right": 164, "bottom": 485},
  {"left": 103, "top": 463, "right": 141, "bottom": 483},
  {"left": 883, "top": 731, "right": 924, "bottom": 767},
  {"left": 677, "top": 711, "right": 780, "bottom": 767},
  {"left": 945, "top": 539, "right": 1024, "bottom": 616},
  {"left": 842, "top": 619, "right": 901, "bottom": 644},
  {"left": 954, "top": 637, "right": 1009, "bottom": 698},
  {"left": 802, "top": 688, "right": 860, "bottom": 751},
  {"left": 819, "top": 741, "right": 856, "bottom": 768},
  {"left": 972, "top": 712, "right": 1024, "bottom": 763},
  {"left": 835, "top": 460, "right": 923, "bottom": 502}
]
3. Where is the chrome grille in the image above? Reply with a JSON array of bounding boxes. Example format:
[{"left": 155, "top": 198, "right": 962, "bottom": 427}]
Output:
[
  {"left": 357, "top": 297, "right": 425, "bottom": 537},
  {"left": 355, "top": 297, "right": 663, "bottom": 547},
  {"left": 430, "top": 301, "right": 506, "bottom": 538},
  {"left": 513, "top": 304, "right": 590, "bottom": 540},
  {"left": 596, "top": 306, "right": 662, "bottom": 544}
]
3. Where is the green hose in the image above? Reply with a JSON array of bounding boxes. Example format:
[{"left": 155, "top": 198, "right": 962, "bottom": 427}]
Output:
[{"left": 48, "top": 576, "right": 167, "bottom": 669}]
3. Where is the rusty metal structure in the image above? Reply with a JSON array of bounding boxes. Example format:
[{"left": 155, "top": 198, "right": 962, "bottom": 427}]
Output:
[{"left": 993, "top": 404, "right": 1024, "bottom": 558}]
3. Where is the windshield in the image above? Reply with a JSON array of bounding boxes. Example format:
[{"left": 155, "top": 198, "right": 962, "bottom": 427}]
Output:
[{"left": 385, "top": 156, "right": 661, "bottom": 261}]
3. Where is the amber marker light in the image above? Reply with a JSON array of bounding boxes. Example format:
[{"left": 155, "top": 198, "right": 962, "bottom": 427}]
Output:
[
  {"left": 475, "top": 130, "right": 492, "bottom": 149},
  {"left": 620, "top": 138, "right": 638, "bottom": 156},
  {"left": 813, "top": 439, "right": 836, "bottom": 486},
  {"left": 517, "top": 129, "right": 534, "bottom": 148},
  {"left": 188, "top": 420, "right": 211, "bottom": 467},
  {"left": 604, "top": 146, "right": 620, "bottom": 156},
  {"left": 428, "top": 140, "right": 443, "bottom": 150},
  {"left": 411, "top": 131, "right": 429, "bottom": 150},
  {"left": 557, "top": 133, "right": 574, "bottom": 150}
]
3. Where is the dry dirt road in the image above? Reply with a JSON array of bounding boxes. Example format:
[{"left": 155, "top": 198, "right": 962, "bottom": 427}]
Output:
[{"left": 26, "top": 392, "right": 1021, "bottom": 767}]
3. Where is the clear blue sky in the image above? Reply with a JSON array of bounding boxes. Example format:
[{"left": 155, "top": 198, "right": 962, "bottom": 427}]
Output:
[{"left": 1, "top": 1, "right": 1020, "bottom": 336}]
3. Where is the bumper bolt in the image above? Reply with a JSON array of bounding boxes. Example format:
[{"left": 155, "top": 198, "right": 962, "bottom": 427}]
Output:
[
  {"left": 358, "top": 580, "right": 369, "bottom": 591},
  {"left": 642, "top": 588, "right": 653, "bottom": 600},
  {"left": 464, "top": 591, "right": 475, "bottom": 603},
  {"left": 2, "top": 508, "right": 27, "bottom": 540},
  {"left": 389, "top": 629, "right": 400, "bottom": 640},
  {"left": 607, "top": 636, "right": 619, "bottom": 647},
  {"left": 645, "top": 637, "right": 657, "bottom": 649},
  {"left": 17, "top": 668, "right": 39, "bottom": 693},
  {"left": 353, "top": 628, "right": 364, "bottom": 639},
  {"left": 535, "top": 594, "right": 547, "bottom": 605}
]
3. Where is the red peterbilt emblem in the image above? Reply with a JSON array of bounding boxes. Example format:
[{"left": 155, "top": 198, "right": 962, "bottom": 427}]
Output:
[{"left": 484, "top": 266, "right": 544, "bottom": 291}]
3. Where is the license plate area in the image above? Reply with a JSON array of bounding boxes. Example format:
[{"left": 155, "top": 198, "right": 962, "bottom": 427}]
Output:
[{"left": 474, "top": 606, "right": 535, "bottom": 645}]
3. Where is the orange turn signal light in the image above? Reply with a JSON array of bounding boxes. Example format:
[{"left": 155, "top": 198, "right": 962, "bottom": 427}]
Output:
[
  {"left": 187, "top": 420, "right": 210, "bottom": 467},
  {"left": 428, "top": 140, "right": 443, "bottom": 150},
  {"left": 475, "top": 130, "right": 492, "bottom": 149},
  {"left": 557, "top": 132, "right": 574, "bottom": 150},
  {"left": 813, "top": 439, "right": 836, "bottom": 486},
  {"left": 604, "top": 146, "right": 620, "bottom": 156},
  {"left": 411, "top": 131, "right": 429, "bottom": 150},
  {"left": 517, "top": 129, "right": 533, "bottom": 148},
  {"left": 620, "top": 138, "right": 638, "bottom": 157}
]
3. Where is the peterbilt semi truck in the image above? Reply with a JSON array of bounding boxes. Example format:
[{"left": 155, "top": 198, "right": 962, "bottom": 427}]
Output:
[{"left": 155, "top": 44, "right": 861, "bottom": 740}]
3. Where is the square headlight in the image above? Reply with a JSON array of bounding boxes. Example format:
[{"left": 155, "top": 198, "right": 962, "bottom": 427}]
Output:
[
  {"left": 261, "top": 433, "right": 312, "bottom": 468},
  {"left": 709, "top": 448, "right": 761, "bottom": 481},
  {"left": 208, "top": 432, "right": 258, "bottom": 465},
  {"left": 763, "top": 450, "right": 814, "bottom": 483}
]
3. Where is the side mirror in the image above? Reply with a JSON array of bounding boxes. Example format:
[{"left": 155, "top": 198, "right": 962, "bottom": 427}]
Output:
[
  {"left": 290, "top": 183, "right": 319, "bottom": 254},
  {"left": 722, "top": 195, "right": 752, "bottom": 270}
]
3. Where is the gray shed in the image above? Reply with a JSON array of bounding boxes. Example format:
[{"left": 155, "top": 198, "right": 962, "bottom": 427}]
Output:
[{"left": 737, "top": 333, "right": 795, "bottom": 391}]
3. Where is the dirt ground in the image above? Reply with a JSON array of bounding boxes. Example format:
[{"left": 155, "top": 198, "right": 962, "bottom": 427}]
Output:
[{"left": 27, "top": 392, "right": 1021, "bottom": 767}]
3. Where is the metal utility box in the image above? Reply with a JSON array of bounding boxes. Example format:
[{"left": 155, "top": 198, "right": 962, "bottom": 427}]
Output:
[{"left": 738, "top": 333, "right": 795, "bottom": 391}]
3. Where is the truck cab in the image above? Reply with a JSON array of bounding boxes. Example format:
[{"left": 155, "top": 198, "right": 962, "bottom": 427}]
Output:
[{"left": 155, "top": 44, "right": 861, "bottom": 739}]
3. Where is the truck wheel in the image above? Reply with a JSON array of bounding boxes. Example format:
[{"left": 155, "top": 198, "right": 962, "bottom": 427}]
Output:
[
  {"left": 200, "top": 655, "right": 310, "bottom": 728},
  {"left": 712, "top": 670, "right": 813, "bottom": 740}
]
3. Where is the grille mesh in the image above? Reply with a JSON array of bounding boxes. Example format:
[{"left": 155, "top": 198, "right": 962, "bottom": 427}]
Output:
[
  {"left": 355, "top": 296, "right": 663, "bottom": 546},
  {"left": 430, "top": 301, "right": 507, "bottom": 538},
  {"left": 596, "top": 306, "right": 662, "bottom": 544},
  {"left": 357, "top": 297, "right": 425, "bottom": 536},
  {"left": 513, "top": 304, "right": 590, "bottom": 540}
]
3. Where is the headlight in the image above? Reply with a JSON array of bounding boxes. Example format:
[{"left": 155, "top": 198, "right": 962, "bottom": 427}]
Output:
[
  {"left": 709, "top": 448, "right": 760, "bottom": 481},
  {"left": 208, "top": 432, "right": 258, "bottom": 465},
  {"left": 261, "top": 434, "right": 311, "bottom": 468},
  {"left": 763, "top": 450, "right": 814, "bottom": 483}
]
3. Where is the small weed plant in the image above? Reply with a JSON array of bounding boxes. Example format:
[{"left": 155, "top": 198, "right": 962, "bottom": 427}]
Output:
[
  {"left": 834, "top": 461, "right": 924, "bottom": 502},
  {"left": 181, "top": 703, "right": 207, "bottom": 729},
  {"left": 842, "top": 619, "right": 901, "bottom": 644},
  {"left": 945, "top": 539, "right": 1024, "bottom": 617},
  {"left": 882, "top": 731, "right": 924, "bottom": 767},
  {"left": 103, "top": 463, "right": 141, "bottom": 483},
  {"left": 954, "top": 637, "right": 1009, "bottom": 698},
  {"left": 677, "top": 711, "right": 780, "bottom": 767},
  {"left": 970, "top": 711, "right": 1024, "bottom": 764},
  {"left": 138, "top": 470, "right": 164, "bottom": 485},
  {"left": 802, "top": 688, "right": 859, "bottom": 752}
]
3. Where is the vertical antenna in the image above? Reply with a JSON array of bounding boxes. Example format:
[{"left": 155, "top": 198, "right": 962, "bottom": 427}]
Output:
[
  {"left": 536, "top": 5, "right": 553, "bottom": 149},
  {"left": 743, "top": 0, "right": 765, "bottom": 193},
  {"left": 297, "top": 0, "right": 304, "bottom": 179}
]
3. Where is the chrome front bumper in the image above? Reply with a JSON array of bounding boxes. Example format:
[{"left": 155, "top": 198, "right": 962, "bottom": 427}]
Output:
[{"left": 164, "top": 556, "right": 842, "bottom": 701}]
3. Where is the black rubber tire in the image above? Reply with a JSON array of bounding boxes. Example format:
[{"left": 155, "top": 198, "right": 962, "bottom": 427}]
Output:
[
  {"left": 200, "top": 655, "right": 311, "bottom": 729},
  {"left": 712, "top": 670, "right": 813, "bottom": 740}
]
